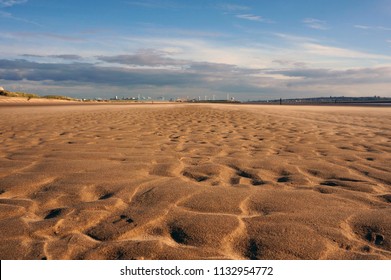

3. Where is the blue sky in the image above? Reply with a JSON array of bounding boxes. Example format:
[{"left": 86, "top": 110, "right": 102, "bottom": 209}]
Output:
[{"left": 1, "top": 0, "right": 391, "bottom": 100}]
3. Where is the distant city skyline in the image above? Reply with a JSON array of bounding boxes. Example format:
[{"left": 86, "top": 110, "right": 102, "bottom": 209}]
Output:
[{"left": 1, "top": 0, "right": 391, "bottom": 100}]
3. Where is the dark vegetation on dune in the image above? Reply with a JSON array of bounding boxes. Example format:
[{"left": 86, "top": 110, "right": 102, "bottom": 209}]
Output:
[{"left": 0, "top": 88, "right": 76, "bottom": 101}]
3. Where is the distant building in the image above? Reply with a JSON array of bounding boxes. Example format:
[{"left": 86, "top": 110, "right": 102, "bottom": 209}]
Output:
[{"left": 0, "top": 86, "right": 4, "bottom": 91}]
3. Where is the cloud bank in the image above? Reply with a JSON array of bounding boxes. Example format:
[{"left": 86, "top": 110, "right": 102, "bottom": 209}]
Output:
[{"left": 1, "top": 49, "right": 391, "bottom": 100}]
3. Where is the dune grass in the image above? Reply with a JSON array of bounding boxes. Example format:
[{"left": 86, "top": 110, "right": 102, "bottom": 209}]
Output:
[
  {"left": 0, "top": 90, "right": 40, "bottom": 99},
  {"left": 0, "top": 89, "right": 76, "bottom": 101}
]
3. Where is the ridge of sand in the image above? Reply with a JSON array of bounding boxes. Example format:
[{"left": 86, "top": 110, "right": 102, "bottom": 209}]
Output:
[{"left": 0, "top": 104, "right": 390, "bottom": 259}]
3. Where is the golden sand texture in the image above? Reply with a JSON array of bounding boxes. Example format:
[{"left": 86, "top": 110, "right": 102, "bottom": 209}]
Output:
[
  {"left": 0, "top": 103, "right": 390, "bottom": 260},
  {"left": 0, "top": 96, "right": 79, "bottom": 104}
]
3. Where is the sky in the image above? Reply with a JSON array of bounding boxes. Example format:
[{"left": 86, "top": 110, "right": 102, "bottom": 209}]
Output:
[{"left": 1, "top": 0, "right": 391, "bottom": 100}]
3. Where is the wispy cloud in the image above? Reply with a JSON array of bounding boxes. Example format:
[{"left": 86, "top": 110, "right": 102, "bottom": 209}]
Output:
[
  {"left": 273, "top": 59, "right": 308, "bottom": 68},
  {"left": 236, "top": 14, "right": 272, "bottom": 23},
  {"left": 274, "top": 66, "right": 391, "bottom": 85},
  {"left": 219, "top": 3, "right": 250, "bottom": 11},
  {"left": 220, "top": 3, "right": 273, "bottom": 24},
  {"left": 273, "top": 32, "right": 319, "bottom": 45},
  {"left": 124, "top": 0, "right": 179, "bottom": 9},
  {"left": 354, "top": 24, "right": 391, "bottom": 31},
  {"left": 0, "top": 0, "right": 27, "bottom": 7},
  {"left": 97, "top": 49, "right": 187, "bottom": 67},
  {"left": 134, "top": 23, "right": 226, "bottom": 38},
  {"left": 236, "top": 14, "right": 262, "bottom": 22},
  {"left": 0, "top": 10, "right": 12, "bottom": 17},
  {"left": 12, "top": 31, "right": 85, "bottom": 42},
  {"left": 303, "top": 43, "right": 391, "bottom": 60},
  {"left": 354, "top": 25, "right": 371, "bottom": 30},
  {"left": 303, "top": 18, "right": 329, "bottom": 30},
  {"left": 22, "top": 54, "right": 83, "bottom": 60},
  {"left": 0, "top": 0, "right": 42, "bottom": 26},
  {"left": 0, "top": 10, "right": 41, "bottom": 26}
]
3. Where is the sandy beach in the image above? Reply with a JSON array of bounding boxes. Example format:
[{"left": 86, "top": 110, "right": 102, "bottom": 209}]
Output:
[{"left": 0, "top": 102, "right": 390, "bottom": 260}]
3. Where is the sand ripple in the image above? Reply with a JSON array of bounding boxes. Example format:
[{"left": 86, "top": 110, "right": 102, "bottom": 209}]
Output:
[{"left": 0, "top": 104, "right": 390, "bottom": 259}]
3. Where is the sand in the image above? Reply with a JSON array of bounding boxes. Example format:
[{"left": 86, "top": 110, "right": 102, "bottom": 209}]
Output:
[
  {"left": 0, "top": 95, "right": 81, "bottom": 105},
  {"left": 0, "top": 102, "right": 390, "bottom": 260}
]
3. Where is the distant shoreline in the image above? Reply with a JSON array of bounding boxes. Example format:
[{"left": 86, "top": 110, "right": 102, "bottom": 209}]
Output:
[
  {"left": 1, "top": 95, "right": 391, "bottom": 107},
  {"left": 242, "top": 102, "right": 391, "bottom": 107}
]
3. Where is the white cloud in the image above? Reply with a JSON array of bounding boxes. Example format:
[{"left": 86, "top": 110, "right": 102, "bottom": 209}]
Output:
[
  {"left": 303, "top": 43, "right": 391, "bottom": 60},
  {"left": 354, "top": 25, "right": 371, "bottom": 30},
  {"left": 269, "top": 33, "right": 391, "bottom": 68},
  {"left": 0, "top": 10, "right": 10, "bottom": 16},
  {"left": 234, "top": 14, "right": 274, "bottom": 24},
  {"left": 236, "top": 14, "right": 265, "bottom": 22},
  {"left": 135, "top": 24, "right": 227, "bottom": 38},
  {"left": 0, "top": 0, "right": 26, "bottom": 7},
  {"left": 220, "top": 3, "right": 274, "bottom": 23},
  {"left": 354, "top": 24, "right": 391, "bottom": 31},
  {"left": 274, "top": 32, "right": 319, "bottom": 43},
  {"left": 0, "top": 10, "right": 41, "bottom": 26},
  {"left": 303, "top": 18, "right": 329, "bottom": 30},
  {"left": 0, "top": 0, "right": 41, "bottom": 26},
  {"left": 116, "top": 36, "right": 268, "bottom": 67}
]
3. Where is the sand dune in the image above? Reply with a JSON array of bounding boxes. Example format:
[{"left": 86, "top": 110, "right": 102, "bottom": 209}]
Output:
[
  {"left": 0, "top": 95, "right": 80, "bottom": 105},
  {"left": 0, "top": 103, "right": 390, "bottom": 259}
]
